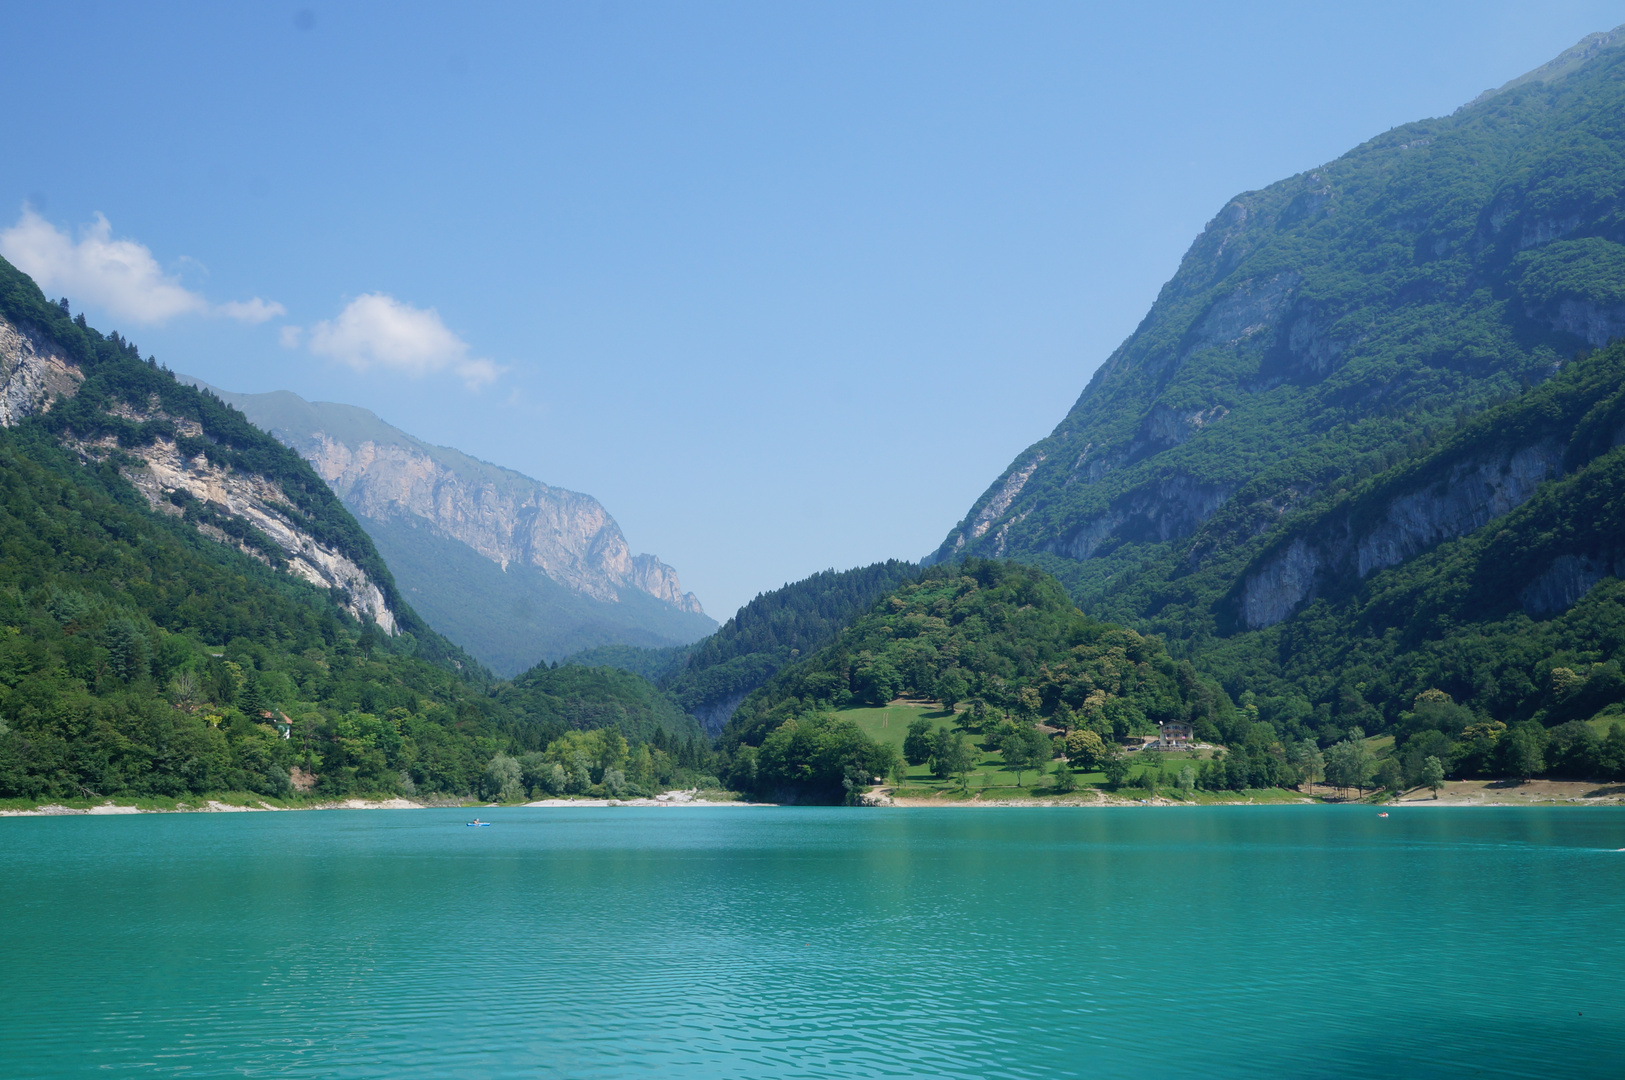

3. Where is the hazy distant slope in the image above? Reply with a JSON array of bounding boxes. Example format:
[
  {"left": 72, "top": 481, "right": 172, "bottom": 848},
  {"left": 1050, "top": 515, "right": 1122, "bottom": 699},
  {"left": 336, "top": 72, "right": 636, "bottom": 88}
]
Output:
[
  {"left": 565, "top": 561, "right": 920, "bottom": 734},
  {"left": 186, "top": 382, "right": 717, "bottom": 675}
]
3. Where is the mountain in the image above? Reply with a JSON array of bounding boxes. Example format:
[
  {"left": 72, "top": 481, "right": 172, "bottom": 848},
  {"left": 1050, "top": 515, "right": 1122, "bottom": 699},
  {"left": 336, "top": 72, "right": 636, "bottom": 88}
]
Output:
[
  {"left": 1202, "top": 339, "right": 1625, "bottom": 734},
  {"left": 913, "top": 28, "right": 1625, "bottom": 776},
  {"left": 565, "top": 560, "right": 920, "bottom": 734},
  {"left": 933, "top": 27, "right": 1625, "bottom": 639},
  {"left": 0, "top": 255, "right": 705, "bottom": 802},
  {"left": 1, "top": 263, "right": 417, "bottom": 648},
  {"left": 182, "top": 384, "right": 717, "bottom": 676}
]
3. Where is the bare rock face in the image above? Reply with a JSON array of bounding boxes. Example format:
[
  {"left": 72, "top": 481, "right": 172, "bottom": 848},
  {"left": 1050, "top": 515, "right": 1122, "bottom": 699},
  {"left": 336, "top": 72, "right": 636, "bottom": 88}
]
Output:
[
  {"left": 192, "top": 385, "right": 706, "bottom": 618},
  {"left": 69, "top": 410, "right": 397, "bottom": 633},
  {"left": 300, "top": 434, "right": 703, "bottom": 612},
  {"left": 0, "top": 316, "right": 81, "bottom": 425},
  {"left": 0, "top": 314, "right": 399, "bottom": 632},
  {"left": 1237, "top": 439, "right": 1566, "bottom": 629}
]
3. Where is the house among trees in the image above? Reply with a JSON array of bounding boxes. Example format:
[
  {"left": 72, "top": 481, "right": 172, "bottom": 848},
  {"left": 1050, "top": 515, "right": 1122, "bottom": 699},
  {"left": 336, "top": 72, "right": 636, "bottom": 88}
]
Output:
[{"left": 1155, "top": 720, "right": 1194, "bottom": 749}]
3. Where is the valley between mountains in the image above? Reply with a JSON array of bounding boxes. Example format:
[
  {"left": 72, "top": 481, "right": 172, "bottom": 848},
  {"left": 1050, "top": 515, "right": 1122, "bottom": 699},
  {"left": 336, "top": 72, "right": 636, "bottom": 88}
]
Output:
[{"left": 4, "top": 26, "right": 1625, "bottom": 808}]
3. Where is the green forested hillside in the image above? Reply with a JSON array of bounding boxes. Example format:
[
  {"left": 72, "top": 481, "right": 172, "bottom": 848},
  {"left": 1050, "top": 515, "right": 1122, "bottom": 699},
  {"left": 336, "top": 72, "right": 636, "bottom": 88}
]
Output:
[
  {"left": 717, "top": 560, "right": 1230, "bottom": 800},
  {"left": 0, "top": 420, "right": 709, "bottom": 802},
  {"left": 934, "top": 28, "right": 1625, "bottom": 640},
  {"left": 0, "top": 264, "right": 712, "bottom": 803},
  {"left": 906, "top": 31, "right": 1625, "bottom": 788},
  {"left": 567, "top": 560, "right": 920, "bottom": 733},
  {"left": 1188, "top": 343, "right": 1625, "bottom": 785},
  {"left": 495, "top": 664, "right": 704, "bottom": 745}
]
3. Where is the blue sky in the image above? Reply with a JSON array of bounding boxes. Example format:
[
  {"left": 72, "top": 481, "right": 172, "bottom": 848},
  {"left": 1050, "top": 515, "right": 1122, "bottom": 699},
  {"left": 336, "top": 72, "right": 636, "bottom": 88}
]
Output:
[{"left": 1, "top": 1, "right": 1620, "bottom": 618}]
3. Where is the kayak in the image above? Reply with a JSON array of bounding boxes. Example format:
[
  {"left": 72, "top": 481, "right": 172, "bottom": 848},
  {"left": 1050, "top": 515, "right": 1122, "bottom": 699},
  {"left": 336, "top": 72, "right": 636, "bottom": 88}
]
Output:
[{"left": 466, "top": 821, "right": 491, "bottom": 827}]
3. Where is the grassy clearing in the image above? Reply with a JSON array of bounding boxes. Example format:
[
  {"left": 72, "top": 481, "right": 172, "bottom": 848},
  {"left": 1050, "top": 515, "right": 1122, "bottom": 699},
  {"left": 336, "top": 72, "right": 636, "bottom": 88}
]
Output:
[{"left": 838, "top": 703, "right": 1314, "bottom": 803}]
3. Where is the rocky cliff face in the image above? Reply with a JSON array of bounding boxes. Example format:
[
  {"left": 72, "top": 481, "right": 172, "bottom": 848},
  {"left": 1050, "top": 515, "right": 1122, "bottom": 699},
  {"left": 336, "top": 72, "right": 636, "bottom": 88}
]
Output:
[
  {"left": 0, "top": 314, "right": 399, "bottom": 631},
  {"left": 187, "top": 385, "right": 715, "bottom": 675},
  {"left": 0, "top": 316, "right": 81, "bottom": 425},
  {"left": 194, "top": 387, "right": 705, "bottom": 616},
  {"left": 1236, "top": 439, "right": 1564, "bottom": 629},
  {"left": 297, "top": 432, "right": 701, "bottom": 612}
]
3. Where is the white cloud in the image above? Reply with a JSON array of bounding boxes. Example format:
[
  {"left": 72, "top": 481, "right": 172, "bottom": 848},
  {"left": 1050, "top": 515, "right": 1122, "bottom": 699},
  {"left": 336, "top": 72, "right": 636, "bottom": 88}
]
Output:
[
  {"left": 0, "top": 207, "right": 284, "bottom": 326},
  {"left": 307, "top": 293, "right": 501, "bottom": 387},
  {"left": 279, "top": 325, "right": 305, "bottom": 349},
  {"left": 215, "top": 297, "right": 287, "bottom": 324}
]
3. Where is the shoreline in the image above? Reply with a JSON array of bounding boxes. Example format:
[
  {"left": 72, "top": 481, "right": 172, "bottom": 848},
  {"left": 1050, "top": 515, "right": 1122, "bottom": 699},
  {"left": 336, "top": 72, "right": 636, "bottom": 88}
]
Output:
[
  {"left": 870, "top": 776, "right": 1625, "bottom": 809},
  {"left": 0, "top": 790, "right": 767, "bottom": 817},
  {"left": 4, "top": 779, "right": 1622, "bottom": 817}
]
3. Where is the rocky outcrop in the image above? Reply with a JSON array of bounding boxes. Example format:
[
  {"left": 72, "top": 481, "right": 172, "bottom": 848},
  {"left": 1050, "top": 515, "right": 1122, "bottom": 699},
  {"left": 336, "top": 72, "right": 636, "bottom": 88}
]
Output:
[
  {"left": 1547, "top": 298, "right": 1625, "bottom": 348},
  {"left": 0, "top": 314, "right": 398, "bottom": 631},
  {"left": 1238, "top": 439, "right": 1566, "bottom": 629},
  {"left": 964, "top": 454, "right": 1044, "bottom": 545},
  {"left": 67, "top": 411, "right": 396, "bottom": 632},
  {"left": 299, "top": 434, "right": 701, "bottom": 612},
  {"left": 1519, "top": 554, "right": 1620, "bottom": 616},
  {"left": 196, "top": 384, "right": 705, "bottom": 616},
  {"left": 0, "top": 316, "right": 81, "bottom": 425},
  {"left": 1052, "top": 475, "right": 1234, "bottom": 561}
]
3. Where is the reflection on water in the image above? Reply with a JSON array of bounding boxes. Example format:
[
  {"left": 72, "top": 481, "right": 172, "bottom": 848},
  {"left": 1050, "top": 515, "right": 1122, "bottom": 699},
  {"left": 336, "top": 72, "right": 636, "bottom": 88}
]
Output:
[{"left": 3, "top": 806, "right": 1623, "bottom": 1079}]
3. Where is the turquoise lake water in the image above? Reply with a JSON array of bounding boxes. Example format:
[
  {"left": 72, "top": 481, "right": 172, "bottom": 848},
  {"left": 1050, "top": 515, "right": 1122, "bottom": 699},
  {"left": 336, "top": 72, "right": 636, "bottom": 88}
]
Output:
[{"left": 2, "top": 805, "right": 1623, "bottom": 1078}]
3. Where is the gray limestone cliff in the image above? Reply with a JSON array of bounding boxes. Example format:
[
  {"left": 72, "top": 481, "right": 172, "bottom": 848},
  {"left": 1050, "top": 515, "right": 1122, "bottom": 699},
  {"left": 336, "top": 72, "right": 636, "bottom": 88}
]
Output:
[
  {"left": 0, "top": 315, "right": 398, "bottom": 631},
  {"left": 184, "top": 382, "right": 715, "bottom": 675}
]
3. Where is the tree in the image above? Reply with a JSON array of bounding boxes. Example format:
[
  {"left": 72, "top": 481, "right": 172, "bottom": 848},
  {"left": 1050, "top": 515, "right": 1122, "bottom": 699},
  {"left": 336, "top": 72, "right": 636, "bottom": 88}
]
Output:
[
  {"left": 1289, "top": 740, "right": 1325, "bottom": 794},
  {"left": 931, "top": 731, "right": 977, "bottom": 791},
  {"left": 1177, "top": 764, "right": 1196, "bottom": 794},
  {"left": 1324, "top": 739, "right": 1376, "bottom": 795},
  {"left": 1374, "top": 757, "right": 1402, "bottom": 793},
  {"left": 1050, "top": 758, "right": 1077, "bottom": 792},
  {"left": 934, "top": 668, "right": 969, "bottom": 713},
  {"left": 1422, "top": 755, "right": 1446, "bottom": 799},
  {"left": 902, "top": 718, "right": 935, "bottom": 765},
  {"left": 482, "top": 753, "right": 524, "bottom": 802},
  {"left": 854, "top": 658, "right": 901, "bottom": 706},
  {"left": 1064, "top": 728, "right": 1108, "bottom": 770},
  {"left": 1500, "top": 723, "right": 1547, "bottom": 782},
  {"left": 888, "top": 758, "right": 908, "bottom": 788},
  {"left": 629, "top": 745, "right": 656, "bottom": 790},
  {"left": 1102, "top": 753, "right": 1130, "bottom": 790},
  {"left": 1000, "top": 724, "right": 1050, "bottom": 786},
  {"left": 1051, "top": 702, "right": 1076, "bottom": 732}
]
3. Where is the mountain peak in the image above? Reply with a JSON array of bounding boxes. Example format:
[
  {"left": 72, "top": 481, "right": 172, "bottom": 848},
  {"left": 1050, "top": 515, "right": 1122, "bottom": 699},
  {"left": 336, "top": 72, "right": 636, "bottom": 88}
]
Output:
[{"left": 1465, "top": 23, "right": 1625, "bottom": 109}]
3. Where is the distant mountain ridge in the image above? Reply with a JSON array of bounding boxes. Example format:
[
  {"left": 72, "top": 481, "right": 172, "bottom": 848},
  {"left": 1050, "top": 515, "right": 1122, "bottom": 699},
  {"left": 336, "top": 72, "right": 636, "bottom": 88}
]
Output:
[
  {"left": 186, "top": 383, "right": 716, "bottom": 676},
  {"left": 565, "top": 560, "right": 921, "bottom": 735}
]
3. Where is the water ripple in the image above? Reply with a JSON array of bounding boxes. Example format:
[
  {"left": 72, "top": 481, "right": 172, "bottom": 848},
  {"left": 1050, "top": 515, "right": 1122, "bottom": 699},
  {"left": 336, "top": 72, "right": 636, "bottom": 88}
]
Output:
[{"left": 2, "top": 806, "right": 1623, "bottom": 1078}]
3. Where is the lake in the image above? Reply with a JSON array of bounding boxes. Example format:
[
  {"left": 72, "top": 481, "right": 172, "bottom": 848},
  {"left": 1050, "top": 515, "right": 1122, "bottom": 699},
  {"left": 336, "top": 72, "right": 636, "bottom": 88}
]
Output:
[{"left": 2, "top": 805, "right": 1622, "bottom": 1078}]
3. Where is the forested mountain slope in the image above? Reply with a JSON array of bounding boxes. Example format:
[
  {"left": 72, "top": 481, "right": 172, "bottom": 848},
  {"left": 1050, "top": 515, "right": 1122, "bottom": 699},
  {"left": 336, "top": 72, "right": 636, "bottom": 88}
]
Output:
[
  {"left": 932, "top": 26, "right": 1625, "bottom": 631},
  {"left": 0, "top": 259, "right": 702, "bottom": 801},
  {"left": 1199, "top": 340, "right": 1625, "bottom": 748},
  {"left": 186, "top": 383, "right": 715, "bottom": 676},
  {"left": 566, "top": 560, "right": 919, "bottom": 733}
]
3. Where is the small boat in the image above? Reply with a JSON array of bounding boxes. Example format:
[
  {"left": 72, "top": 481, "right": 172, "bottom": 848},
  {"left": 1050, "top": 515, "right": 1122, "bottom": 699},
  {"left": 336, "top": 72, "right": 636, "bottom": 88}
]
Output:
[
  {"left": 466, "top": 819, "right": 491, "bottom": 827},
  {"left": 1377, "top": 812, "right": 1389, "bottom": 818}
]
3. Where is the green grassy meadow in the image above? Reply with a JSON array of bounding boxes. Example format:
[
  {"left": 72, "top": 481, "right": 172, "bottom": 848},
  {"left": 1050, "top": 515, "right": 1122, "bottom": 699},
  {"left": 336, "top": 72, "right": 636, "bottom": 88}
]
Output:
[{"left": 837, "top": 702, "right": 1247, "bottom": 801}]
